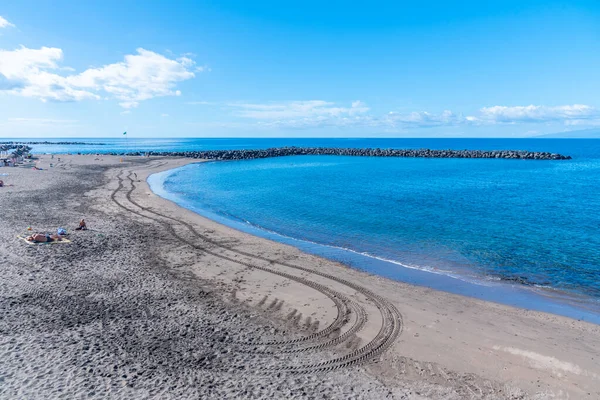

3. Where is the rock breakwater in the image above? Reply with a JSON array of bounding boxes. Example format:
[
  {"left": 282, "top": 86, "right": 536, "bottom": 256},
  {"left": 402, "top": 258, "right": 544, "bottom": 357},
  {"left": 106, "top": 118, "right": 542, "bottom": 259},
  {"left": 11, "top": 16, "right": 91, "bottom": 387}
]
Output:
[{"left": 115, "top": 147, "right": 571, "bottom": 160}]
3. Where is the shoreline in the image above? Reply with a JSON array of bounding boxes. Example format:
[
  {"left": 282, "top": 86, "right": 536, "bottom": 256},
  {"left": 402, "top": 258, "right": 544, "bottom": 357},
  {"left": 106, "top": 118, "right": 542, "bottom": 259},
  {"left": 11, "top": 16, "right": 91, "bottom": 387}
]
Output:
[
  {"left": 2, "top": 154, "right": 599, "bottom": 399},
  {"left": 148, "top": 162, "right": 600, "bottom": 325}
]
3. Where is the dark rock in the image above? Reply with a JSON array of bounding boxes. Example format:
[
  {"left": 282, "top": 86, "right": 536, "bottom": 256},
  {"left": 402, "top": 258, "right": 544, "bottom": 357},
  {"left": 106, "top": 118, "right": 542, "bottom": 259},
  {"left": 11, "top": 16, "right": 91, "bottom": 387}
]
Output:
[{"left": 109, "top": 147, "right": 572, "bottom": 161}]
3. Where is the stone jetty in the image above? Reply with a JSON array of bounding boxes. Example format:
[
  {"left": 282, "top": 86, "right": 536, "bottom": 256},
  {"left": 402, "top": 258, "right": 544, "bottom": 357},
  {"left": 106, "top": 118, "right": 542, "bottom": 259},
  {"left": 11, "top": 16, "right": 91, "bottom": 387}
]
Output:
[{"left": 114, "top": 147, "right": 571, "bottom": 160}]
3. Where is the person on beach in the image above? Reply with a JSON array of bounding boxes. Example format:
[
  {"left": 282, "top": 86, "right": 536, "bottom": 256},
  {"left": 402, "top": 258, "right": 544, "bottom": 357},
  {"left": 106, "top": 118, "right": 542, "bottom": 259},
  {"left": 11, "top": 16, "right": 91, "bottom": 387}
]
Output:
[
  {"left": 0, "top": 180, "right": 3, "bottom": 187},
  {"left": 75, "top": 219, "right": 87, "bottom": 230},
  {"left": 27, "top": 233, "right": 49, "bottom": 242},
  {"left": 26, "top": 233, "right": 63, "bottom": 243}
]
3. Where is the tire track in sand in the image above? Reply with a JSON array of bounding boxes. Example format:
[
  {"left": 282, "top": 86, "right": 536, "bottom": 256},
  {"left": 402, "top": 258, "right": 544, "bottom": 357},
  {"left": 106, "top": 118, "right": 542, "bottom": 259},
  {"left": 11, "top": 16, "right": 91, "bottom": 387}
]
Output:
[{"left": 109, "top": 164, "right": 402, "bottom": 373}]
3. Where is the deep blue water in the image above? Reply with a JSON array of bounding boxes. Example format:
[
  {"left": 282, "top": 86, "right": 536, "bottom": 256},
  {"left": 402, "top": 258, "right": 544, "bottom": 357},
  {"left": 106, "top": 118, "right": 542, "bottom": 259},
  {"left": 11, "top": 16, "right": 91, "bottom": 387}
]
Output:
[{"left": 14, "top": 137, "right": 600, "bottom": 321}]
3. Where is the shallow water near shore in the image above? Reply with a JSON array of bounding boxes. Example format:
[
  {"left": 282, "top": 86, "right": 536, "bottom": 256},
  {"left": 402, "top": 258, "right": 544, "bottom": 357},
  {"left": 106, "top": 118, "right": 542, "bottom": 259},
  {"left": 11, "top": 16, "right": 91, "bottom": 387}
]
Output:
[{"left": 144, "top": 139, "right": 600, "bottom": 323}]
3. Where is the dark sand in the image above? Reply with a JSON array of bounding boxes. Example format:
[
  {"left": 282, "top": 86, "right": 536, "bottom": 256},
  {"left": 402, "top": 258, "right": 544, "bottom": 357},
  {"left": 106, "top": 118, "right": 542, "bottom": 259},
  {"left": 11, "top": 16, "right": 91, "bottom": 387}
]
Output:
[{"left": 1, "top": 155, "right": 598, "bottom": 399}]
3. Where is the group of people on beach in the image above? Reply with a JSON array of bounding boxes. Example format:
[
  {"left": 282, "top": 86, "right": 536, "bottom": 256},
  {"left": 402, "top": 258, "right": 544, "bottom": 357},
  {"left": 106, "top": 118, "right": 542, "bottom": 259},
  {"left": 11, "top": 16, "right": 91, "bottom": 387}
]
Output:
[{"left": 26, "top": 219, "right": 87, "bottom": 243}]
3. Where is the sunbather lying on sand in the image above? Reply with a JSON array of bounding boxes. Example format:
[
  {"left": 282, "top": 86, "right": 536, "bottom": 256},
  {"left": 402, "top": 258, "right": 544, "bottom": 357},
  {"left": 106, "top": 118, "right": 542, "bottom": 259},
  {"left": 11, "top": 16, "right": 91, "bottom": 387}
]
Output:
[
  {"left": 27, "top": 233, "right": 50, "bottom": 242},
  {"left": 26, "top": 233, "right": 64, "bottom": 242}
]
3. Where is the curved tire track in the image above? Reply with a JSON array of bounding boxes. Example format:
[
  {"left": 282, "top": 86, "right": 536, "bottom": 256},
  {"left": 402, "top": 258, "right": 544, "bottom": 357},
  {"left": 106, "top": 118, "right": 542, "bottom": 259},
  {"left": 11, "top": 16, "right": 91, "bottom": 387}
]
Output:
[{"left": 109, "top": 164, "right": 403, "bottom": 373}]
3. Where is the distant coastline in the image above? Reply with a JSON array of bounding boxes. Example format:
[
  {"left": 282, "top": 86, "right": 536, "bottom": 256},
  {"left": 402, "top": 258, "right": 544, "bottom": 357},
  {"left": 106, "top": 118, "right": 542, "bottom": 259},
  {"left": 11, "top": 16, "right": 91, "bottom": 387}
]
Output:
[{"left": 0, "top": 141, "right": 106, "bottom": 146}]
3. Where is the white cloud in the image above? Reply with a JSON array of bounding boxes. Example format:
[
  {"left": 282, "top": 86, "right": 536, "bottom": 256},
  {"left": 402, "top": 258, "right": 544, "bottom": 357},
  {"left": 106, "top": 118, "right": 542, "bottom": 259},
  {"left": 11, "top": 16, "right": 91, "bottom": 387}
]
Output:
[
  {"left": 0, "top": 16, "right": 14, "bottom": 28},
  {"left": 226, "top": 101, "right": 471, "bottom": 129},
  {"left": 383, "top": 110, "right": 470, "bottom": 128},
  {"left": 382, "top": 105, "right": 599, "bottom": 128},
  {"left": 223, "top": 101, "right": 599, "bottom": 130},
  {"left": 230, "top": 100, "right": 369, "bottom": 119},
  {"left": 0, "top": 46, "right": 98, "bottom": 101},
  {"left": 0, "top": 47, "right": 198, "bottom": 107},
  {"left": 564, "top": 119, "right": 600, "bottom": 127},
  {"left": 161, "top": 113, "right": 169, "bottom": 117},
  {"left": 478, "top": 104, "right": 598, "bottom": 123},
  {"left": 226, "top": 100, "right": 371, "bottom": 128}
]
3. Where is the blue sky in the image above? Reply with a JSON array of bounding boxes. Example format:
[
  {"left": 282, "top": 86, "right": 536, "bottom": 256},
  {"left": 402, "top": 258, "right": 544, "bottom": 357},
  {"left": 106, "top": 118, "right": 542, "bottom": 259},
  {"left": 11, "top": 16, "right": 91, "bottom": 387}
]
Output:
[{"left": 0, "top": 0, "right": 599, "bottom": 138}]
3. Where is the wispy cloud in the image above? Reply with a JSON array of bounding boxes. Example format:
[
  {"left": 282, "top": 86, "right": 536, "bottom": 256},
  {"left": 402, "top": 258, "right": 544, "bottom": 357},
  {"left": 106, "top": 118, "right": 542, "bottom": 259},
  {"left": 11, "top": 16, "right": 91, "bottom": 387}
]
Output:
[
  {"left": 224, "top": 100, "right": 370, "bottom": 128},
  {"left": 221, "top": 101, "right": 463, "bottom": 129},
  {"left": 222, "top": 101, "right": 600, "bottom": 130},
  {"left": 477, "top": 104, "right": 598, "bottom": 124},
  {"left": 0, "top": 16, "right": 14, "bottom": 29},
  {"left": 383, "top": 110, "right": 472, "bottom": 129},
  {"left": 0, "top": 47, "right": 199, "bottom": 108},
  {"left": 564, "top": 119, "right": 600, "bottom": 127},
  {"left": 230, "top": 100, "right": 369, "bottom": 119}
]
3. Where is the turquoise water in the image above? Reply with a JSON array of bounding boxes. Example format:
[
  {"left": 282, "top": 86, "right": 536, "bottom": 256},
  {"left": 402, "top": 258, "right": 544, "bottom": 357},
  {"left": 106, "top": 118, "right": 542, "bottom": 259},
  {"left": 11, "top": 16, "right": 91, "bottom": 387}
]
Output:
[
  {"left": 14, "top": 137, "right": 600, "bottom": 320},
  {"left": 148, "top": 139, "right": 600, "bottom": 322}
]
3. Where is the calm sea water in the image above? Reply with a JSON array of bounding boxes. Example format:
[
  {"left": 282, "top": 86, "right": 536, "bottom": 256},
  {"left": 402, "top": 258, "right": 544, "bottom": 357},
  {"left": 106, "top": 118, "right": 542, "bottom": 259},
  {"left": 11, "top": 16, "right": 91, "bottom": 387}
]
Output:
[{"left": 18, "top": 137, "right": 600, "bottom": 320}]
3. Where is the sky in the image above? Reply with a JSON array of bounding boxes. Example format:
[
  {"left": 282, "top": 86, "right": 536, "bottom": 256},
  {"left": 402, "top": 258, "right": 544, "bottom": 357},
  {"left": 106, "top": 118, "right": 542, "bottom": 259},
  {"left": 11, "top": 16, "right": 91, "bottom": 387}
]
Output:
[{"left": 0, "top": 0, "right": 599, "bottom": 138}]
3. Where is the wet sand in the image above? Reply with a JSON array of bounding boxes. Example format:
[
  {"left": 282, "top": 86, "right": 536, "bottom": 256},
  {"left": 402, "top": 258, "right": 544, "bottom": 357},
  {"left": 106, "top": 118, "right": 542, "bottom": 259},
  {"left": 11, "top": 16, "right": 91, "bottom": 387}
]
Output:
[{"left": 1, "top": 154, "right": 599, "bottom": 399}]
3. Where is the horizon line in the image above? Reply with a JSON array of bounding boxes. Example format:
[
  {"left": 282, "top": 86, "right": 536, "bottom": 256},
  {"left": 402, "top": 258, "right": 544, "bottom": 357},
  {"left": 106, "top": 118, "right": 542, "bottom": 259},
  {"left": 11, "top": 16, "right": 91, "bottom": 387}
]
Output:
[{"left": 1, "top": 136, "right": 599, "bottom": 140}]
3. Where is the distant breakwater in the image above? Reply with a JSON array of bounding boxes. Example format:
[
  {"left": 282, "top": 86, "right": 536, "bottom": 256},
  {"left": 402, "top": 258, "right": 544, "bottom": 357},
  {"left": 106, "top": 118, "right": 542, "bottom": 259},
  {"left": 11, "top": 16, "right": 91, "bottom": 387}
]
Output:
[
  {"left": 0, "top": 141, "right": 106, "bottom": 145},
  {"left": 113, "top": 147, "right": 572, "bottom": 160}
]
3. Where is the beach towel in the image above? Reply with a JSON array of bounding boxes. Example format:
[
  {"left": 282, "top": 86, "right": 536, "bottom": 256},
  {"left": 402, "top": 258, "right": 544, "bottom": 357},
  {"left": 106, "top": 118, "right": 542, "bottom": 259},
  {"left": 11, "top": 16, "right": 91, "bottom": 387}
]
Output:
[{"left": 17, "top": 234, "right": 72, "bottom": 245}]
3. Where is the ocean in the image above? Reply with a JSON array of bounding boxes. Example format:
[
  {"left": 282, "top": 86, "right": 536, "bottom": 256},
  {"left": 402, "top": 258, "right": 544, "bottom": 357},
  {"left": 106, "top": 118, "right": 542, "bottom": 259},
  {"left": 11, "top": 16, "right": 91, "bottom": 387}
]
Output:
[{"left": 19, "top": 138, "right": 600, "bottom": 322}]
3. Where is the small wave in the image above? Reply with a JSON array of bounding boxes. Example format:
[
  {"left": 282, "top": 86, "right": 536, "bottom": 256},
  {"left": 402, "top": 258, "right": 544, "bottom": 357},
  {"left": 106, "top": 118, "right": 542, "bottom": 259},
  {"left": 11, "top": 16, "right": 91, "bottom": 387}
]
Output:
[
  {"left": 231, "top": 213, "right": 497, "bottom": 288},
  {"left": 151, "top": 166, "right": 555, "bottom": 292}
]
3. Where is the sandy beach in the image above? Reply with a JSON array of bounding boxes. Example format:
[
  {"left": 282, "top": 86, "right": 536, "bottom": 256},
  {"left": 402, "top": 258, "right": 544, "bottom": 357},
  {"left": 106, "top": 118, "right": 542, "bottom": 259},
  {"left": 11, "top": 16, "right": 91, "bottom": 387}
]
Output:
[{"left": 1, "top": 154, "right": 599, "bottom": 400}]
